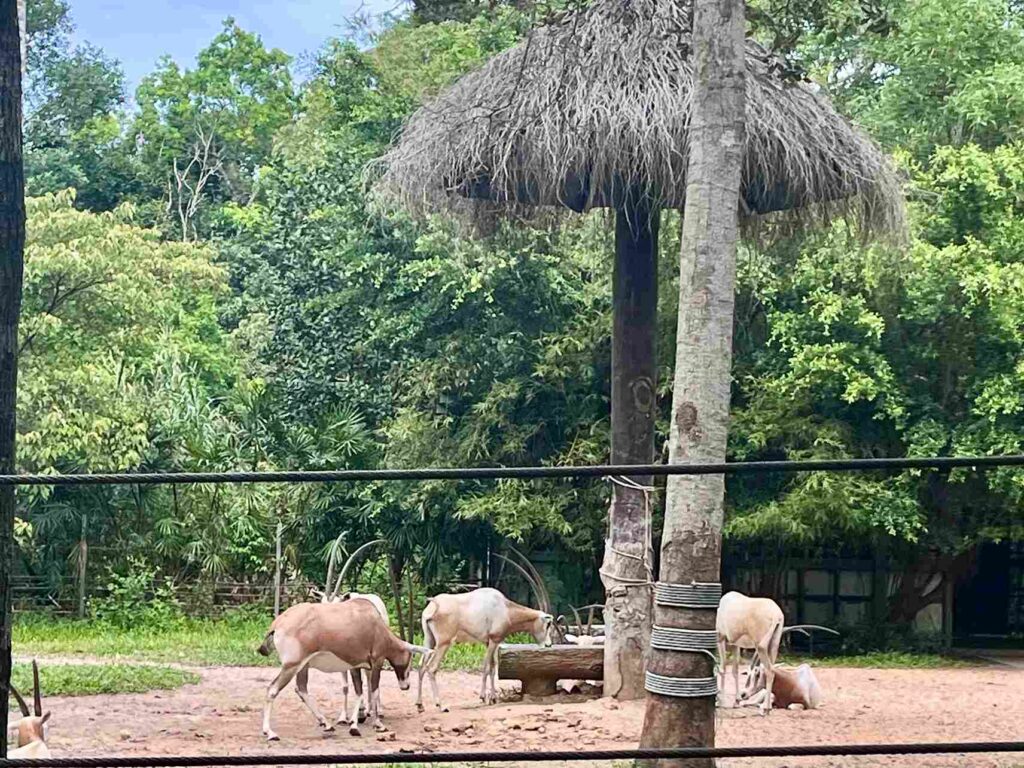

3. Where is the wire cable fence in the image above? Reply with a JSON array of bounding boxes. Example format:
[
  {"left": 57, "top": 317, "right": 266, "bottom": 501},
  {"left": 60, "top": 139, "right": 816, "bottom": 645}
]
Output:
[
  {"left": 3, "top": 454, "right": 1024, "bottom": 486},
  {"left": 3, "top": 453, "right": 1024, "bottom": 766},
  {"left": 2, "top": 742, "right": 1024, "bottom": 767}
]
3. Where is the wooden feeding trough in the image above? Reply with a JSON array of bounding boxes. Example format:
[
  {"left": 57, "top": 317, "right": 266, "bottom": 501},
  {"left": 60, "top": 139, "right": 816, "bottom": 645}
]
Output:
[{"left": 497, "top": 643, "right": 604, "bottom": 696}]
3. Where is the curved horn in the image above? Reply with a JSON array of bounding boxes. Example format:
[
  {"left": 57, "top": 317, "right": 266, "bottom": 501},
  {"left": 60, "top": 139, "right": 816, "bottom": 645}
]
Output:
[
  {"left": 493, "top": 554, "right": 545, "bottom": 610},
  {"left": 323, "top": 533, "right": 347, "bottom": 602},
  {"left": 8, "top": 682, "right": 30, "bottom": 717},
  {"left": 403, "top": 642, "right": 432, "bottom": 655},
  {"left": 508, "top": 545, "right": 552, "bottom": 614},
  {"left": 32, "top": 660, "right": 42, "bottom": 716},
  {"left": 569, "top": 605, "right": 584, "bottom": 634},
  {"left": 333, "top": 538, "right": 386, "bottom": 599},
  {"left": 781, "top": 624, "right": 840, "bottom": 637}
]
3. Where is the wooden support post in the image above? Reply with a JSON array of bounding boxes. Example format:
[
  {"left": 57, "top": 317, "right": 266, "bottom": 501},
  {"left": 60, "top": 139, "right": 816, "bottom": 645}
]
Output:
[
  {"left": 273, "top": 520, "right": 283, "bottom": 617},
  {"left": 942, "top": 573, "right": 954, "bottom": 649},
  {"left": 600, "top": 200, "right": 658, "bottom": 701},
  {"left": 0, "top": 2, "right": 25, "bottom": 752},
  {"left": 872, "top": 543, "right": 887, "bottom": 624},
  {"left": 77, "top": 515, "right": 88, "bottom": 618}
]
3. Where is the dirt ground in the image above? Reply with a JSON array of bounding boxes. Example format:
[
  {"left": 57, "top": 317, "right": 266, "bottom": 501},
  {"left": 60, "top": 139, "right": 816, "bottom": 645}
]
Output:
[{"left": 41, "top": 661, "right": 1024, "bottom": 767}]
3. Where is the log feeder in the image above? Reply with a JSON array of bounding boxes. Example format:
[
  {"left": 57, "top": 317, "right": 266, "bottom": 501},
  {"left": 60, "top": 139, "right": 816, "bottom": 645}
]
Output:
[{"left": 498, "top": 643, "right": 604, "bottom": 697}]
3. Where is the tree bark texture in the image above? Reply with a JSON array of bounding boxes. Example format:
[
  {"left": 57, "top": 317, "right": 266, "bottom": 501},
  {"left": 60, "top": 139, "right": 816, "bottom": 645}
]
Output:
[
  {"left": 601, "top": 202, "right": 658, "bottom": 701},
  {"left": 15, "top": 0, "right": 22, "bottom": 76},
  {"left": 638, "top": 0, "right": 745, "bottom": 763},
  {"left": 0, "top": 0, "right": 24, "bottom": 753}
]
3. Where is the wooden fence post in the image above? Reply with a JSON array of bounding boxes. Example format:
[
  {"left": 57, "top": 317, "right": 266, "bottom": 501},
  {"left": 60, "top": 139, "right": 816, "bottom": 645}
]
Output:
[
  {"left": 77, "top": 515, "right": 88, "bottom": 618},
  {"left": 273, "top": 520, "right": 283, "bottom": 617}
]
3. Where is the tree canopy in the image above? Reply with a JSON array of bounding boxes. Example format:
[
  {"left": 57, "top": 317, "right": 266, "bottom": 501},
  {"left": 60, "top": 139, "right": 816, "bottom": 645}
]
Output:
[{"left": 15, "top": 0, "right": 1024, "bottom": 624}]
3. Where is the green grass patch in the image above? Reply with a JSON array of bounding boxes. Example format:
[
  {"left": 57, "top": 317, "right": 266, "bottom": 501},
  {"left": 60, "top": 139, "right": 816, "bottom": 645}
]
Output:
[
  {"left": 13, "top": 612, "right": 506, "bottom": 671},
  {"left": 434, "top": 641, "right": 485, "bottom": 671},
  {"left": 10, "top": 662, "right": 199, "bottom": 697},
  {"left": 14, "top": 612, "right": 274, "bottom": 667},
  {"left": 780, "top": 651, "right": 976, "bottom": 668}
]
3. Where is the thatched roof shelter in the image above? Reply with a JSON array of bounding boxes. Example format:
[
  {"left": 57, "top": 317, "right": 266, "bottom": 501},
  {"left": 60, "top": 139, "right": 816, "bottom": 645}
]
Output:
[
  {"left": 373, "top": 0, "right": 906, "bottom": 702},
  {"left": 375, "top": 0, "right": 904, "bottom": 236}
]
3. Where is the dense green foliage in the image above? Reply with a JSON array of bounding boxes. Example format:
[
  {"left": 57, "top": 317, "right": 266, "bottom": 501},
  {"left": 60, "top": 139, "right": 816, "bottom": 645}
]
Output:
[{"left": 14, "top": 0, "right": 1024, "bottom": 625}]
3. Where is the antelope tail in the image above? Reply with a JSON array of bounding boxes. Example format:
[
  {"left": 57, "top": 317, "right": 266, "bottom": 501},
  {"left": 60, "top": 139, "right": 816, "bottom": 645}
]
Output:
[{"left": 257, "top": 631, "right": 276, "bottom": 657}]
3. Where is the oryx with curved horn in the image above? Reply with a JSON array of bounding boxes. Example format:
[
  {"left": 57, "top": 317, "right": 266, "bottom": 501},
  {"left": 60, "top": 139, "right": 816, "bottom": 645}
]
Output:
[
  {"left": 315, "top": 536, "right": 392, "bottom": 723},
  {"left": 257, "top": 598, "right": 428, "bottom": 741},
  {"left": 6, "top": 660, "right": 51, "bottom": 758},
  {"left": 417, "top": 587, "right": 554, "bottom": 711},
  {"left": 717, "top": 591, "right": 839, "bottom": 715}
]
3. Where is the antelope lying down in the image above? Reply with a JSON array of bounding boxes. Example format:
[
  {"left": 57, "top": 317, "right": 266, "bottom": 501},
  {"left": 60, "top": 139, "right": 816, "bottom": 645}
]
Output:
[
  {"left": 717, "top": 591, "right": 837, "bottom": 715},
  {"left": 417, "top": 587, "right": 554, "bottom": 711},
  {"left": 7, "top": 661, "right": 51, "bottom": 758},
  {"left": 257, "top": 599, "right": 428, "bottom": 741},
  {"left": 740, "top": 662, "right": 823, "bottom": 710}
]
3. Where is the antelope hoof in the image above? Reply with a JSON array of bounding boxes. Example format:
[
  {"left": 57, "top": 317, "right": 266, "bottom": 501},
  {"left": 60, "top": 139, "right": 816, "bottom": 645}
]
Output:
[
  {"left": 265, "top": 732, "right": 280, "bottom": 742},
  {"left": 416, "top": 703, "right": 425, "bottom": 713},
  {"left": 321, "top": 722, "right": 335, "bottom": 732},
  {"left": 349, "top": 726, "right": 361, "bottom": 737},
  {"left": 439, "top": 705, "right": 449, "bottom": 713},
  {"left": 374, "top": 722, "right": 388, "bottom": 733}
]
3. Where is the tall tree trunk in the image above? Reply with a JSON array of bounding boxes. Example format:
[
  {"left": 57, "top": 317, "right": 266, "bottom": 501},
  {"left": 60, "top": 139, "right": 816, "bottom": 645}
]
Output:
[
  {"left": 0, "top": 0, "right": 25, "bottom": 753},
  {"left": 638, "top": 0, "right": 745, "bottom": 761},
  {"left": 15, "top": 0, "right": 22, "bottom": 76},
  {"left": 386, "top": 554, "right": 409, "bottom": 642},
  {"left": 601, "top": 201, "right": 658, "bottom": 700}
]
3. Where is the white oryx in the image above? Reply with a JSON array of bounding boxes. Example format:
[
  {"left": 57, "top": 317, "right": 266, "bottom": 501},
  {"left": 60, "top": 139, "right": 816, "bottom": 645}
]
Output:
[{"left": 417, "top": 587, "right": 554, "bottom": 711}]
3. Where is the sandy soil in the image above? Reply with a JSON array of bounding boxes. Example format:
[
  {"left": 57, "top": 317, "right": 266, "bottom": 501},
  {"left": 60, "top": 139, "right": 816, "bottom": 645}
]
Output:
[{"left": 40, "top": 662, "right": 1024, "bottom": 767}]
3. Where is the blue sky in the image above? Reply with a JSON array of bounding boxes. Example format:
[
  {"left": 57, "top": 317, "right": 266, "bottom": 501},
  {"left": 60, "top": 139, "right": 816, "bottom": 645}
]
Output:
[{"left": 70, "top": 0, "right": 402, "bottom": 94}]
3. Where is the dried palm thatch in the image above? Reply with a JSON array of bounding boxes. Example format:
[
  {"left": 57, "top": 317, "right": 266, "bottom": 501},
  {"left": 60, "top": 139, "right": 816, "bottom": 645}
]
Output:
[{"left": 374, "top": 0, "right": 905, "bottom": 239}]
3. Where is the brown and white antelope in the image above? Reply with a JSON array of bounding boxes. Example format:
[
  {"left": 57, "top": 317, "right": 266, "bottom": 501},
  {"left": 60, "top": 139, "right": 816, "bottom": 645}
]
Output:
[
  {"left": 416, "top": 587, "right": 554, "bottom": 711},
  {"left": 740, "top": 662, "right": 823, "bottom": 710},
  {"left": 257, "top": 599, "right": 428, "bottom": 741},
  {"left": 323, "top": 591, "right": 390, "bottom": 724},
  {"left": 7, "top": 660, "right": 51, "bottom": 758}
]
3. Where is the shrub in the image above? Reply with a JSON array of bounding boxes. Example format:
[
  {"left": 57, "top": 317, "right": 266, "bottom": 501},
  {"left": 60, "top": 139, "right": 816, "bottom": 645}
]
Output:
[{"left": 91, "top": 558, "right": 183, "bottom": 630}]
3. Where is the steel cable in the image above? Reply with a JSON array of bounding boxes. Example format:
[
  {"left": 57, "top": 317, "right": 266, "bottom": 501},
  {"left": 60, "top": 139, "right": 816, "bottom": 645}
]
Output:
[
  {"left": 3, "top": 454, "right": 1024, "bottom": 486},
  {"left": 2, "top": 742, "right": 1024, "bottom": 767}
]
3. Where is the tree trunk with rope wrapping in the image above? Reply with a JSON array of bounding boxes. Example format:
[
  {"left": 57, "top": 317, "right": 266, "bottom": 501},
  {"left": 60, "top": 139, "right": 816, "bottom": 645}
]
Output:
[
  {"left": 638, "top": 0, "right": 745, "bottom": 761},
  {"left": 600, "top": 201, "right": 657, "bottom": 701}
]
